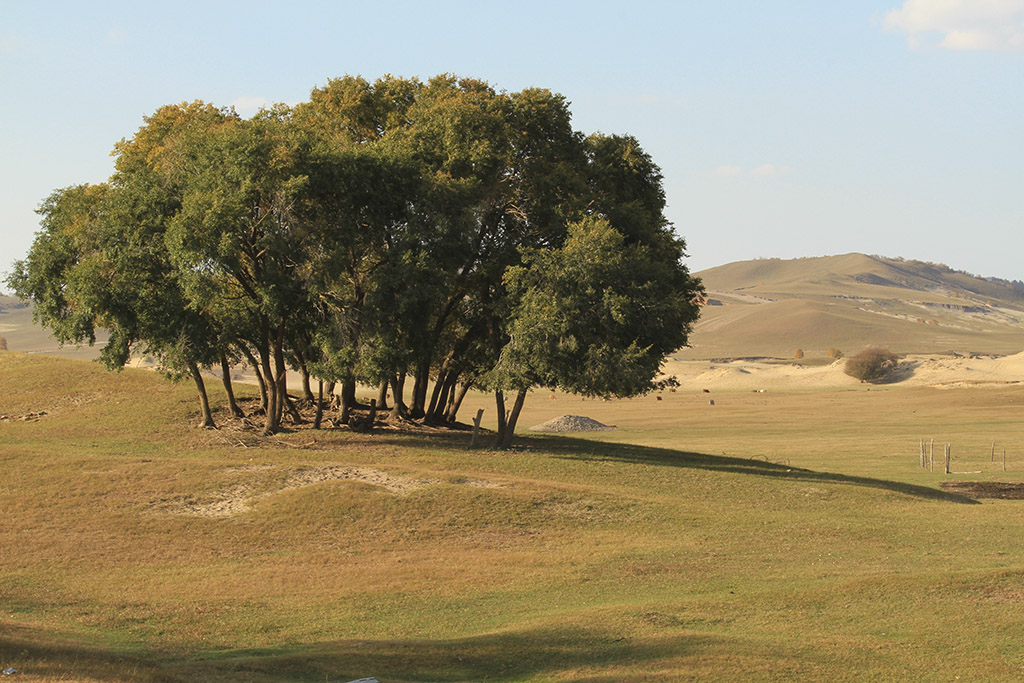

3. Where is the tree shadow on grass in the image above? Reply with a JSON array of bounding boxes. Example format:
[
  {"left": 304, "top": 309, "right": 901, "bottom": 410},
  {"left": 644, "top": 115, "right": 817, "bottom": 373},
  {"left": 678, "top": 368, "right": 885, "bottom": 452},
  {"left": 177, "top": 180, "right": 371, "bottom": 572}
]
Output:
[
  {"left": 173, "top": 624, "right": 731, "bottom": 682},
  {"left": 522, "top": 435, "right": 979, "bottom": 505},
  {"left": 346, "top": 429, "right": 978, "bottom": 504},
  {"left": 0, "top": 621, "right": 165, "bottom": 682},
  {"left": 2, "top": 620, "right": 739, "bottom": 682}
]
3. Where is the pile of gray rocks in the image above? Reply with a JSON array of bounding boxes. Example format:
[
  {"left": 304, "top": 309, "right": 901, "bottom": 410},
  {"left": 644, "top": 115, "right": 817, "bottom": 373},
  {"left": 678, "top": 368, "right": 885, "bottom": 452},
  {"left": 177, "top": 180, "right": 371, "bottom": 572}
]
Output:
[{"left": 528, "top": 415, "right": 616, "bottom": 432}]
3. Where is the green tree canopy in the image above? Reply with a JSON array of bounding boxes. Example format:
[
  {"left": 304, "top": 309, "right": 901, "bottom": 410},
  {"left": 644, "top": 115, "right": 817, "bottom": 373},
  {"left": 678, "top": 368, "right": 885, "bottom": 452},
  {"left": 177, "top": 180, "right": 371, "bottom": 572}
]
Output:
[{"left": 8, "top": 75, "right": 704, "bottom": 444}]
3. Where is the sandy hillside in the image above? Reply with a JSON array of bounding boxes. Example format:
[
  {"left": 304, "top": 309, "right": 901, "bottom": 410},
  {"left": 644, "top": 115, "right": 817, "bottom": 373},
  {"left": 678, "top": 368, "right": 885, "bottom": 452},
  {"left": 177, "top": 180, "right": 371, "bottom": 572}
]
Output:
[
  {"left": 660, "top": 351, "right": 1024, "bottom": 391},
  {"left": 682, "top": 254, "right": 1024, "bottom": 359}
]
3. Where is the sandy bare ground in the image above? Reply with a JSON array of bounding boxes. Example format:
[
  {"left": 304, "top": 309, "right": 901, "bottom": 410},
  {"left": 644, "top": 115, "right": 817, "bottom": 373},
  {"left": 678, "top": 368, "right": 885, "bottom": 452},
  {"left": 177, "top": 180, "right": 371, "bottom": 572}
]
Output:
[
  {"left": 660, "top": 350, "right": 1024, "bottom": 391},
  {"left": 160, "top": 465, "right": 505, "bottom": 518}
]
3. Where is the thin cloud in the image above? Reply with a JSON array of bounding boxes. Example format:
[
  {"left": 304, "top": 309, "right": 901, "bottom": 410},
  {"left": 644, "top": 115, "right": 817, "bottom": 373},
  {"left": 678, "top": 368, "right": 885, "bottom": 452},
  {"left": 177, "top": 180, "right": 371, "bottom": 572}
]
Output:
[
  {"left": 751, "top": 163, "right": 793, "bottom": 177},
  {"left": 714, "top": 165, "right": 743, "bottom": 178},
  {"left": 883, "top": 0, "right": 1024, "bottom": 51}
]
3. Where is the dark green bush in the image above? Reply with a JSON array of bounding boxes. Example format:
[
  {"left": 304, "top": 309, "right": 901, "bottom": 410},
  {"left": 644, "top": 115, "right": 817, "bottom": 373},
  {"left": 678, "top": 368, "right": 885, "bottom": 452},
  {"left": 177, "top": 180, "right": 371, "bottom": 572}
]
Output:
[{"left": 844, "top": 347, "right": 898, "bottom": 383}]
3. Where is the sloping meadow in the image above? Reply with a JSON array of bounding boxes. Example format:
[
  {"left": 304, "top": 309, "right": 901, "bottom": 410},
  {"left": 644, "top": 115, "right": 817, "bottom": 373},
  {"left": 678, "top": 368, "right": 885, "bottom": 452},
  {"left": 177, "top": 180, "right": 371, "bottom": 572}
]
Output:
[{"left": 3, "top": 353, "right": 1024, "bottom": 681}]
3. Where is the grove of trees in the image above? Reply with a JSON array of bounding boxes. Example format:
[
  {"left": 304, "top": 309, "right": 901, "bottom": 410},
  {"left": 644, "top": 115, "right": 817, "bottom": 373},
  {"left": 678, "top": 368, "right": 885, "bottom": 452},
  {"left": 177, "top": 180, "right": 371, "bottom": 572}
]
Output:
[{"left": 8, "top": 75, "right": 704, "bottom": 446}]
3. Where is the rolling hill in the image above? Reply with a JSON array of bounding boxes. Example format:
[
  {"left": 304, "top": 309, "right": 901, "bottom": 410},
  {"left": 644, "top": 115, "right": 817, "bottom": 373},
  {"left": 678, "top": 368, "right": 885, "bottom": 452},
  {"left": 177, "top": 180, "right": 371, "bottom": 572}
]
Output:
[
  {"left": 680, "top": 253, "right": 1024, "bottom": 359},
  {"left": 0, "top": 294, "right": 105, "bottom": 359}
]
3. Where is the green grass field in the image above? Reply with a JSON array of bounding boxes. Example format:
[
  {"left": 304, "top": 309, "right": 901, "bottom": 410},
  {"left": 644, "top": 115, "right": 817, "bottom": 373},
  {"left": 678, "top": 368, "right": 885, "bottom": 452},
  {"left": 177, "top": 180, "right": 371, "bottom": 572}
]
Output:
[{"left": 4, "top": 352, "right": 1024, "bottom": 681}]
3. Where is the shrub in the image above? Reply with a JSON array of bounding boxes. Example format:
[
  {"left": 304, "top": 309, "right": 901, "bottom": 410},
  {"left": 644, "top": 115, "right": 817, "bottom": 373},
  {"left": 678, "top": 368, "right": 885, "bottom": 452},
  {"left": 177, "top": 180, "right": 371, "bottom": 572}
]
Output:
[
  {"left": 844, "top": 347, "right": 898, "bottom": 383},
  {"left": 793, "top": 348, "right": 804, "bottom": 359},
  {"left": 826, "top": 347, "right": 843, "bottom": 359},
  {"left": 0, "top": 336, "right": 7, "bottom": 351}
]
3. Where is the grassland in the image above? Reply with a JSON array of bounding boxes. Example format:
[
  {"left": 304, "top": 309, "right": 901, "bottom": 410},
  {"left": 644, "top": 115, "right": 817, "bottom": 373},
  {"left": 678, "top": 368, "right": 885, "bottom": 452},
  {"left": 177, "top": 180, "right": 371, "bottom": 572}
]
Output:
[{"left": 4, "top": 351, "right": 1024, "bottom": 681}]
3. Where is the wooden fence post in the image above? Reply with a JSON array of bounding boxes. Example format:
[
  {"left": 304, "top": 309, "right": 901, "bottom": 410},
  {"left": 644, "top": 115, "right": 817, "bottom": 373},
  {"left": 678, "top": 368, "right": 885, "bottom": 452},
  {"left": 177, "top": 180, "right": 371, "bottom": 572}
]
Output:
[
  {"left": 470, "top": 408, "right": 485, "bottom": 449},
  {"left": 945, "top": 444, "right": 951, "bottom": 475}
]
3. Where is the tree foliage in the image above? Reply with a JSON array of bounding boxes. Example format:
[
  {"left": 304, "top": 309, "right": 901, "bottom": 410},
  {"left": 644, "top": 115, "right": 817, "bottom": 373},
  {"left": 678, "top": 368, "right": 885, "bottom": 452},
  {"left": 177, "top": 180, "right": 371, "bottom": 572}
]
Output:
[
  {"left": 844, "top": 347, "right": 898, "bottom": 383},
  {"left": 8, "top": 75, "right": 704, "bottom": 445},
  {"left": 500, "top": 217, "right": 698, "bottom": 397}
]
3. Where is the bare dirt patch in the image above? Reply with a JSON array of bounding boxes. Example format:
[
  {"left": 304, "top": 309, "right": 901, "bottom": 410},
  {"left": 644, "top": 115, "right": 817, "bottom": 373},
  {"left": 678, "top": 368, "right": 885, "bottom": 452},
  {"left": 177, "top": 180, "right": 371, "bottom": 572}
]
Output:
[
  {"left": 460, "top": 478, "right": 507, "bottom": 489},
  {"left": 161, "top": 466, "right": 514, "bottom": 518},
  {"left": 167, "top": 465, "right": 441, "bottom": 518},
  {"left": 940, "top": 481, "right": 1024, "bottom": 500},
  {"left": 285, "top": 465, "right": 435, "bottom": 494}
]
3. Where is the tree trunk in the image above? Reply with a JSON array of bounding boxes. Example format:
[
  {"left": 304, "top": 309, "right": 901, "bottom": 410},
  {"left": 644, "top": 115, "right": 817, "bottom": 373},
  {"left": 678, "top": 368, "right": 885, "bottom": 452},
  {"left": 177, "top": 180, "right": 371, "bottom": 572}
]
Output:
[
  {"left": 188, "top": 360, "right": 216, "bottom": 429},
  {"left": 440, "top": 373, "right": 457, "bottom": 421},
  {"left": 272, "top": 325, "right": 288, "bottom": 431},
  {"left": 445, "top": 381, "right": 471, "bottom": 423},
  {"left": 376, "top": 379, "right": 389, "bottom": 411},
  {"left": 313, "top": 379, "right": 324, "bottom": 429},
  {"left": 438, "top": 371, "right": 461, "bottom": 421},
  {"left": 219, "top": 351, "right": 244, "bottom": 418},
  {"left": 494, "top": 390, "right": 507, "bottom": 447},
  {"left": 425, "top": 322, "right": 480, "bottom": 422},
  {"left": 426, "top": 366, "right": 448, "bottom": 420},
  {"left": 259, "top": 348, "right": 278, "bottom": 435},
  {"left": 285, "top": 394, "right": 304, "bottom": 424},
  {"left": 500, "top": 388, "right": 528, "bottom": 450},
  {"left": 430, "top": 369, "right": 459, "bottom": 424},
  {"left": 299, "top": 358, "right": 315, "bottom": 403},
  {"left": 260, "top": 321, "right": 282, "bottom": 436},
  {"left": 240, "top": 344, "right": 268, "bottom": 413},
  {"left": 340, "top": 377, "right": 357, "bottom": 424},
  {"left": 410, "top": 358, "right": 431, "bottom": 419},
  {"left": 390, "top": 373, "right": 407, "bottom": 420}
]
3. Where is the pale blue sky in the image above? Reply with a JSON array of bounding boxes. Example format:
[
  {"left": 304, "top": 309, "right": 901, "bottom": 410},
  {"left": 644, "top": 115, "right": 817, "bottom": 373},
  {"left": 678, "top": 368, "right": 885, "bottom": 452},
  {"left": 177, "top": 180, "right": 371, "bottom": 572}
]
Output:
[{"left": 2, "top": 1, "right": 1022, "bottom": 279}]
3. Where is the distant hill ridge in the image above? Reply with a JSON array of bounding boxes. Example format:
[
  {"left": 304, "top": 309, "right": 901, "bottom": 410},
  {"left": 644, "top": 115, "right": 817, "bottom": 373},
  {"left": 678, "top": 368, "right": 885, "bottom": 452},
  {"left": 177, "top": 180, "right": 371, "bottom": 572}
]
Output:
[{"left": 680, "top": 253, "right": 1024, "bottom": 360}]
